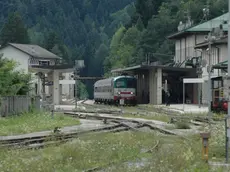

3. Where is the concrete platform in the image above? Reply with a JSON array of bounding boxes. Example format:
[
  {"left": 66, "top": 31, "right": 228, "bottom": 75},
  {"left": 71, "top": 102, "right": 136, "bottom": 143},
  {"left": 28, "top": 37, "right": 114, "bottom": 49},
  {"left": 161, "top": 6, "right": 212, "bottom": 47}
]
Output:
[
  {"left": 55, "top": 99, "right": 209, "bottom": 114},
  {"left": 156, "top": 104, "right": 208, "bottom": 114},
  {"left": 0, "top": 119, "right": 115, "bottom": 140}
]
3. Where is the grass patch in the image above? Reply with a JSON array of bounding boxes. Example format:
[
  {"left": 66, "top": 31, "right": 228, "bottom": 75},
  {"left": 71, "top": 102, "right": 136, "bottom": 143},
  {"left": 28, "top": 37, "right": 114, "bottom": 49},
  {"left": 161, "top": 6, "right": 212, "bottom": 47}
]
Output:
[
  {"left": 184, "top": 112, "right": 207, "bottom": 117},
  {"left": 0, "top": 131, "right": 213, "bottom": 172},
  {"left": 123, "top": 113, "right": 170, "bottom": 123},
  {"left": 175, "top": 121, "right": 191, "bottom": 129},
  {"left": 0, "top": 112, "right": 80, "bottom": 136}
]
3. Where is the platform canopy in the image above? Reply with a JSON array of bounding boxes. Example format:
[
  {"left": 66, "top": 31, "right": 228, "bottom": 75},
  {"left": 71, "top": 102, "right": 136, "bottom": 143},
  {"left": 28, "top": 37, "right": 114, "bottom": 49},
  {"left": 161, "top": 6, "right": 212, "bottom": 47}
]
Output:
[
  {"left": 29, "top": 64, "right": 74, "bottom": 73},
  {"left": 183, "top": 78, "right": 204, "bottom": 84},
  {"left": 212, "top": 60, "right": 227, "bottom": 70}
]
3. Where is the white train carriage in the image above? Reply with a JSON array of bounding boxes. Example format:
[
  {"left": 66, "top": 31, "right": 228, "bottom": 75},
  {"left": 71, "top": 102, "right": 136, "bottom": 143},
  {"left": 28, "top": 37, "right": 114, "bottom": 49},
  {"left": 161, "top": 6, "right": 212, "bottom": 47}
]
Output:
[{"left": 94, "top": 75, "right": 137, "bottom": 105}]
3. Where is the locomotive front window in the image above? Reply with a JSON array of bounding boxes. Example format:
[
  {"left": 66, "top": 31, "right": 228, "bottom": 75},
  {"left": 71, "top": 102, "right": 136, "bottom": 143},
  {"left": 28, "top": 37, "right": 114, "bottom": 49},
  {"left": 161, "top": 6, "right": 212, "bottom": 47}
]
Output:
[
  {"left": 127, "top": 78, "right": 137, "bottom": 88},
  {"left": 116, "top": 81, "right": 126, "bottom": 88},
  {"left": 115, "top": 78, "right": 137, "bottom": 88}
]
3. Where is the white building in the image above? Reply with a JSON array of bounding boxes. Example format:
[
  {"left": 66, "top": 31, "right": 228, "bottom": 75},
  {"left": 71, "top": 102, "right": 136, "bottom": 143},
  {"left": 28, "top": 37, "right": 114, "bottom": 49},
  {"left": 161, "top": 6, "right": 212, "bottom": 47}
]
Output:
[
  {"left": 168, "top": 13, "right": 228, "bottom": 104},
  {"left": 0, "top": 43, "right": 74, "bottom": 105}
]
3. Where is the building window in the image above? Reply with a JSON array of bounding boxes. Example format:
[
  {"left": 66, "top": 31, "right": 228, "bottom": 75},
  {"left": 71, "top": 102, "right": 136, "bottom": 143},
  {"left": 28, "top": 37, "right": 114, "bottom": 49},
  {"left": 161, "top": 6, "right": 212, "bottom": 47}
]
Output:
[
  {"left": 39, "top": 60, "right": 50, "bottom": 66},
  {"left": 29, "top": 58, "right": 37, "bottom": 65}
]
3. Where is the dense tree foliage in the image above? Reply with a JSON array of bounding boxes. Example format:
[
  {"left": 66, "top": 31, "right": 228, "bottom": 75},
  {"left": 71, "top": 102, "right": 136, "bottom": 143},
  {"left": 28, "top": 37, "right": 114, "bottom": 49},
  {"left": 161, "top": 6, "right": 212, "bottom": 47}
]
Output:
[
  {"left": 0, "top": 0, "right": 135, "bottom": 98},
  {"left": 0, "top": 12, "right": 30, "bottom": 46},
  {"left": 0, "top": 54, "right": 31, "bottom": 96},
  {"left": 0, "top": 0, "right": 228, "bottom": 98},
  {"left": 105, "top": 0, "right": 228, "bottom": 74}
]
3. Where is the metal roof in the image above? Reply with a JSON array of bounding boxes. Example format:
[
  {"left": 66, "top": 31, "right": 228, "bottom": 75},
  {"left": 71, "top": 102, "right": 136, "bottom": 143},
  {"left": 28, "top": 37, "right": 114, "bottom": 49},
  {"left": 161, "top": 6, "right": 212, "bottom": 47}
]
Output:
[
  {"left": 111, "top": 64, "right": 195, "bottom": 73},
  {"left": 8, "top": 43, "right": 61, "bottom": 59},
  {"left": 111, "top": 65, "right": 142, "bottom": 73},
  {"left": 94, "top": 75, "right": 136, "bottom": 87},
  {"left": 168, "top": 13, "right": 228, "bottom": 39},
  {"left": 212, "top": 60, "right": 228, "bottom": 70},
  {"left": 188, "top": 13, "right": 228, "bottom": 32},
  {"left": 94, "top": 78, "right": 113, "bottom": 87}
]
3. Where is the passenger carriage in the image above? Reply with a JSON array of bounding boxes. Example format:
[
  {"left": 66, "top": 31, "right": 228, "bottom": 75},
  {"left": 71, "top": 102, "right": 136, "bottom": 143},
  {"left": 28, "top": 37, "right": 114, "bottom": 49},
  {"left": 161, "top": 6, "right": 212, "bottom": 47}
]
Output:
[{"left": 94, "top": 75, "right": 137, "bottom": 105}]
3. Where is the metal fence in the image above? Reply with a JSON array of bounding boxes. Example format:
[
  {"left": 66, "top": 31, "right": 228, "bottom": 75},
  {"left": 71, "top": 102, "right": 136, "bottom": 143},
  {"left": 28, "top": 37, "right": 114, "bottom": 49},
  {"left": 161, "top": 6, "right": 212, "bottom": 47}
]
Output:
[{"left": 0, "top": 96, "right": 41, "bottom": 117}]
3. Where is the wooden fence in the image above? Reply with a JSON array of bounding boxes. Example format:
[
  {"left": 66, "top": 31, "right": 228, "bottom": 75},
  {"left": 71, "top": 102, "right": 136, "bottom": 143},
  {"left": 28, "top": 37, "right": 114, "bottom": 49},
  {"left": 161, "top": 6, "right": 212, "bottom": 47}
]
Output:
[{"left": 0, "top": 96, "right": 41, "bottom": 117}]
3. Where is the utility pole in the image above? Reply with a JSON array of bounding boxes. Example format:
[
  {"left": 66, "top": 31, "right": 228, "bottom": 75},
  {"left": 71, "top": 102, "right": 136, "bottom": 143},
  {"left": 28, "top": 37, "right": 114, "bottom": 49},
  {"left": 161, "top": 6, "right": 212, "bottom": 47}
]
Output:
[
  {"left": 207, "top": 31, "right": 212, "bottom": 122},
  {"left": 74, "top": 64, "right": 79, "bottom": 110},
  {"left": 74, "top": 60, "right": 85, "bottom": 110},
  {"left": 226, "top": 0, "right": 230, "bottom": 163},
  {"left": 196, "top": 57, "right": 203, "bottom": 108},
  {"left": 203, "top": 6, "right": 212, "bottom": 122}
]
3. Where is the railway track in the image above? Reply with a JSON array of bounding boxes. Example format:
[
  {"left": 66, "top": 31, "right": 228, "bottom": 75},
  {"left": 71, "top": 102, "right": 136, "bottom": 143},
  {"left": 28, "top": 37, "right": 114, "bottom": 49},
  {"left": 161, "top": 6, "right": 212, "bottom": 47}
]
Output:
[
  {"left": 72, "top": 107, "right": 212, "bottom": 127},
  {"left": 81, "top": 100, "right": 180, "bottom": 115},
  {"left": 0, "top": 124, "right": 130, "bottom": 149},
  {"left": 64, "top": 112, "right": 178, "bottom": 135},
  {"left": 80, "top": 100, "right": 222, "bottom": 125},
  {"left": 2, "top": 100, "right": 206, "bottom": 150},
  {"left": 0, "top": 116, "right": 176, "bottom": 150}
]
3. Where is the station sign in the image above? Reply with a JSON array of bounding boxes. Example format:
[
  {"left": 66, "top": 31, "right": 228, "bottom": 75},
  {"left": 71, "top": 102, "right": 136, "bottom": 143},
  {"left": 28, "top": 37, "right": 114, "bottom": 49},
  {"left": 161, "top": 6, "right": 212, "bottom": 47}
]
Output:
[{"left": 45, "top": 81, "right": 53, "bottom": 86}]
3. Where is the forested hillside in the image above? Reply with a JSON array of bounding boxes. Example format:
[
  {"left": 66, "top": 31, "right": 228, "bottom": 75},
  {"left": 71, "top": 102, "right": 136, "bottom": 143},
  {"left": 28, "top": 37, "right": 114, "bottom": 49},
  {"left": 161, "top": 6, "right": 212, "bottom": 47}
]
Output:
[
  {"left": 105, "top": 0, "right": 228, "bottom": 73},
  {"left": 0, "top": 0, "right": 228, "bottom": 98},
  {"left": 0, "top": 0, "right": 135, "bottom": 98}
]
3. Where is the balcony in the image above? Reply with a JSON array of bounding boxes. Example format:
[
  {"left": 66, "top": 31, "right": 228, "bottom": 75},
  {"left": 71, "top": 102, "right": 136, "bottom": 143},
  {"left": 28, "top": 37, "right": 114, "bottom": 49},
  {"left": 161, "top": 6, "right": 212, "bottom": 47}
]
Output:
[
  {"left": 174, "top": 46, "right": 221, "bottom": 69},
  {"left": 174, "top": 47, "right": 202, "bottom": 64}
]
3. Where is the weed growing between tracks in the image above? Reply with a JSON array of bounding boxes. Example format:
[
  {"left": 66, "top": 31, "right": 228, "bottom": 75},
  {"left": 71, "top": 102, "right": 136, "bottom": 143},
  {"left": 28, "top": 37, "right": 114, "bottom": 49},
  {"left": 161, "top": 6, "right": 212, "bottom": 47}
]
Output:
[
  {"left": 0, "top": 112, "right": 80, "bottom": 136},
  {"left": 0, "top": 131, "right": 214, "bottom": 172},
  {"left": 123, "top": 113, "right": 170, "bottom": 123}
]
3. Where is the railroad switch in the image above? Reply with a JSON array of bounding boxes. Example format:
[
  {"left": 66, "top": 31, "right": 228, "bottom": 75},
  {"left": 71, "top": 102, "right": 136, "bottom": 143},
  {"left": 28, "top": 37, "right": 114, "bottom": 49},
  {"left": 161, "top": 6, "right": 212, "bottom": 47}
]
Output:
[
  {"left": 103, "top": 118, "right": 108, "bottom": 124},
  {"left": 169, "top": 117, "right": 177, "bottom": 124},
  {"left": 200, "top": 132, "right": 211, "bottom": 162}
]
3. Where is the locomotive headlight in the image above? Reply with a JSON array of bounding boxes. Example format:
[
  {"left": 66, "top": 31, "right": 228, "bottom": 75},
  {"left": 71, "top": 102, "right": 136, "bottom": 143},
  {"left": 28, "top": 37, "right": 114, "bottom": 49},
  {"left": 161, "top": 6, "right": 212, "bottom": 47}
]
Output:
[
  {"left": 131, "top": 92, "right": 134, "bottom": 95},
  {"left": 118, "top": 92, "right": 121, "bottom": 95}
]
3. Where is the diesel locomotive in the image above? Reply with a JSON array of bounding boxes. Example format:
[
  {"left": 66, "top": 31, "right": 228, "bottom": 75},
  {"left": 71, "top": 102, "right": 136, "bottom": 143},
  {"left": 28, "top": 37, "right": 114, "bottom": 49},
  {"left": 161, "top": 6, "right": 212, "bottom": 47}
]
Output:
[{"left": 94, "top": 75, "right": 137, "bottom": 105}]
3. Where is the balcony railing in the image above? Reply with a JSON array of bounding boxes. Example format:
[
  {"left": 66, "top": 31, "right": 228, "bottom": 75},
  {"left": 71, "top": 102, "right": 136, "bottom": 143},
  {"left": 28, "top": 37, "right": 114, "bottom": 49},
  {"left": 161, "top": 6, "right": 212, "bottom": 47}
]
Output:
[
  {"left": 174, "top": 46, "right": 221, "bottom": 68},
  {"left": 174, "top": 47, "right": 202, "bottom": 63}
]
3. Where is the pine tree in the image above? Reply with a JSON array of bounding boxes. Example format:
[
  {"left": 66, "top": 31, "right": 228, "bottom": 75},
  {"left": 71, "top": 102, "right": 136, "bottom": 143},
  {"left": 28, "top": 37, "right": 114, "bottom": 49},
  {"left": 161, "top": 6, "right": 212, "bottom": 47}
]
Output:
[
  {"left": 44, "top": 31, "right": 60, "bottom": 51},
  {"left": 0, "top": 12, "right": 30, "bottom": 46},
  {"left": 136, "top": 17, "right": 144, "bottom": 31}
]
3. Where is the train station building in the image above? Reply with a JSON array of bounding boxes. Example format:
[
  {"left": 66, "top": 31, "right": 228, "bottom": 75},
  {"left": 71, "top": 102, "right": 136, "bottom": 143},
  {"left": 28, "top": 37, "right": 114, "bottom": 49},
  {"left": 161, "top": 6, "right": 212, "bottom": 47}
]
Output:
[
  {"left": 111, "top": 64, "right": 197, "bottom": 105},
  {"left": 111, "top": 13, "right": 230, "bottom": 105}
]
